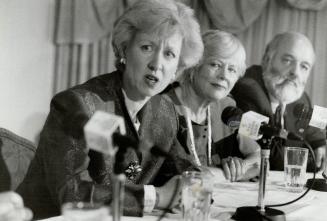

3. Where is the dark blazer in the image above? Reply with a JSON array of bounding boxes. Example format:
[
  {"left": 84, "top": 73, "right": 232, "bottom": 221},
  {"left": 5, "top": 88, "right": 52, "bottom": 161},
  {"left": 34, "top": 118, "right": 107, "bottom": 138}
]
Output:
[
  {"left": 17, "top": 71, "right": 181, "bottom": 219},
  {"left": 231, "top": 65, "right": 326, "bottom": 171}
]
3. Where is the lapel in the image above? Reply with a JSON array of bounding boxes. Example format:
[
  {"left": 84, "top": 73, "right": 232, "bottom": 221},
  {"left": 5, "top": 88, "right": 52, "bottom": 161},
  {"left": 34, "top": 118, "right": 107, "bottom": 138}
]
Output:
[
  {"left": 100, "top": 72, "right": 141, "bottom": 182},
  {"left": 256, "top": 72, "right": 274, "bottom": 117},
  {"left": 99, "top": 74, "right": 175, "bottom": 184},
  {"left": 135, "top": 97, "right": 168, "bottom": 184},
  {"left": 115, "top": 89, "right": 140, "bottom": 140}
]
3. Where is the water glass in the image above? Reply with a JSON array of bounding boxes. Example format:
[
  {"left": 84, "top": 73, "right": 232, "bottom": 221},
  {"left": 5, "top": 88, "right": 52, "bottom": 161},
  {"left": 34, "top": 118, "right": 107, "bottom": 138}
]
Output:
[
  {"left": 62, "top": 202, "right": 110, "bottom": 221},
  {"left": 284, "top": 147, "right": 308, "bottom": 192},
  {"left": 181, "top": 171, "right": 213, "bottom": 221}
]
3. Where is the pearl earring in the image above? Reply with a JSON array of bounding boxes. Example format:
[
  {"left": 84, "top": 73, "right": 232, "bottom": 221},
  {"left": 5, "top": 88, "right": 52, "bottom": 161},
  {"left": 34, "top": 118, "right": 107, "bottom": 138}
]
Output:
[{"left": 120, "top": 58, "right": 126, "bottom": 64}]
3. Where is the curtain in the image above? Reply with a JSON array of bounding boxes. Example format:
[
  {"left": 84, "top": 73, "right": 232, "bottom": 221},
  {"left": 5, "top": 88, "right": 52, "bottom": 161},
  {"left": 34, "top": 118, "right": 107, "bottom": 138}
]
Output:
[
  {"left": 178, "top": 0, "right": 268, "bottom": 33},
  {"left": 202, "top": 0, "right": 268, "bottom": 33},
  {"left": 53, "top": 0, "right": 327, "bottom": 108},
  {"left": 286, "top": 0, "right": 327, "bottom": 10},
  {"left": 53, "top": 0, "right": 127, "bottom": 93},
  {"left": 53, "top": 36, "right": 116, "bottom": 92}
]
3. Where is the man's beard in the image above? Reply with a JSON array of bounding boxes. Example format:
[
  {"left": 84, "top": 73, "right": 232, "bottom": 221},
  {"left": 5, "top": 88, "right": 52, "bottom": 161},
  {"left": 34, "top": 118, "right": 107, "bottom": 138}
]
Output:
[
  {"left": 273, "top": 82, "right": 304, "bottom": 104},
  {"left": 263, "top": 68, "right": 305, "bottom": 104}
]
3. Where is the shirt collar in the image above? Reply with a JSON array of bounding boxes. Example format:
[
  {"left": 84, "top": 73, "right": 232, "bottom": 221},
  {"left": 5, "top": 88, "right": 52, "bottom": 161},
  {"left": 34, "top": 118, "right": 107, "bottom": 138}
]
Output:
[{"left": 121, "top": 89, "right": 149, "bottom": 120}]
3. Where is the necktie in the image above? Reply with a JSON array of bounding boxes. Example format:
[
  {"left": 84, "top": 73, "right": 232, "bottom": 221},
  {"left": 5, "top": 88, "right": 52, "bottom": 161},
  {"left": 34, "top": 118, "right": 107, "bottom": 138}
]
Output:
[{"left": 274, "top": 104, "right": 284, "bottom": 129}]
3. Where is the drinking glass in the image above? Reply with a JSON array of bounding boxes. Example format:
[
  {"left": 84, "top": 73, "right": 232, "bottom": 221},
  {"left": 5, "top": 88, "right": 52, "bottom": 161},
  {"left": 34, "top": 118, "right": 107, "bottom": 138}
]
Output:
[
  {"left": 284, "top": 147, "right": 308, "bottom": 192},
  {"left": 181, "top": 171, "right": 213, "bottom": 221}
]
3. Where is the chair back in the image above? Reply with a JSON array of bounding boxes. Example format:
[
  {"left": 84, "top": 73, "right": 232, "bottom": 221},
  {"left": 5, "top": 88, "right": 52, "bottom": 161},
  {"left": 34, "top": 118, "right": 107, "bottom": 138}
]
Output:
[{"left": 0, "top": 128, "right": 36, "bottom": 190}]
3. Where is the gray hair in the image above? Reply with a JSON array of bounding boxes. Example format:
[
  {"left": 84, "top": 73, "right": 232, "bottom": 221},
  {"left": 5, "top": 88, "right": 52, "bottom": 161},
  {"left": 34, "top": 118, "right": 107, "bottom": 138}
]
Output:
[
  {"left": 180, "top": 30, "right": 246, "bottom": 82},
  {"left": 261, "top": 31, "right": 315, "bottom": 72},
  {"left": 112, "top": 0, "right": 203, "bottom": 73},
  {"left": 202, "top": 30, "right": 246, "bottom": 76}
]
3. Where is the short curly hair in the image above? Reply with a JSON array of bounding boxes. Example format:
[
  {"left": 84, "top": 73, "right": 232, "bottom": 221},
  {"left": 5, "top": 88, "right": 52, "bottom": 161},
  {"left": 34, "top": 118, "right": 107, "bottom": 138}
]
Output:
[
  {"left": 202, "top": 30, "right": 246, "bottom": 76},
  {"left": 112, "top": 0, "right": 203, "bottom": 74},
  {"left": 179, "top": 30, "right": 246, "bottom": 83}
]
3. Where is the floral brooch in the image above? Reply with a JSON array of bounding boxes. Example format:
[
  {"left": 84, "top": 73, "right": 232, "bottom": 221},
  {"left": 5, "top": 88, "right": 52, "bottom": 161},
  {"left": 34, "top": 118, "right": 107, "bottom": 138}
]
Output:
[{"left": 125, "top": 161, "right": 142, "bottom": 181}]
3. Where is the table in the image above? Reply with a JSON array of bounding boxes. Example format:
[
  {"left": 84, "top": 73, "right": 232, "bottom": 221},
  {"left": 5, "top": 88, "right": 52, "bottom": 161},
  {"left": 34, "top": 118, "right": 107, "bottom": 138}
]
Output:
[
  {"left": 209, "top": 169, "right": 327, "bottom": 221},
  {"left": 39, "top": 170, "right": 327, "bottom": 221}
]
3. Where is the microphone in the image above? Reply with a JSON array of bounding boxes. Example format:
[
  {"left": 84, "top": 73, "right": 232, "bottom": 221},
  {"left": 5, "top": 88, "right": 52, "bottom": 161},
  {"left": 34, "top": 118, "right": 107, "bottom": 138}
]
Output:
[
  {"left": 79, "top": 111, "right": 171, "bottom": 158},
  {"left": 293, "top": 105, "right": 327, "bottom": 192},
  {"left": 221, "top": 106, "right": 301, "bottom": 140},
  {"left": 293, "top": 103, "right": 327, "bottom": 129},
  {"left": 111, "top": 132, "right": 172, "bottom": 158},
  {"left": 84, "top": 111, "right": 126, "bottom": 156},
  {"left": 221, "top": 106, "right": 243, "bottom": 129}
]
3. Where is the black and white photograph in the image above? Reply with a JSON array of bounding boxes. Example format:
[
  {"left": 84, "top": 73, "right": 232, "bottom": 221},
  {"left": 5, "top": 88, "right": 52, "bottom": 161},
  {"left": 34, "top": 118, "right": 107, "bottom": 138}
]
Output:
[{"left": 1, "top": 0, "right": 327, "bottom": 220}]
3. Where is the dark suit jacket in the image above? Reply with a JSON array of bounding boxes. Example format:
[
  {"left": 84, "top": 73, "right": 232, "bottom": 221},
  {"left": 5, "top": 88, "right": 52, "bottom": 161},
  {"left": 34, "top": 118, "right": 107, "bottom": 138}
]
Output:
[
  {"left": 17, "top": 71, "right": 182, "bottom": 219},
  {"left": 231, "top": 65, "right": 326, "bottom": 171}
]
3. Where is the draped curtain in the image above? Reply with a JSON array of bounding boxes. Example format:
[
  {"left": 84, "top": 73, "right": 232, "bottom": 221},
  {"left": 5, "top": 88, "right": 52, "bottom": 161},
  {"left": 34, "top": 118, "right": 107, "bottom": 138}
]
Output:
[
  {"left": 53, "top": 0, "right": 129, "bottom": 92},
  {"left": 53, "top": 0, "right": 327, "bottom": 107}
]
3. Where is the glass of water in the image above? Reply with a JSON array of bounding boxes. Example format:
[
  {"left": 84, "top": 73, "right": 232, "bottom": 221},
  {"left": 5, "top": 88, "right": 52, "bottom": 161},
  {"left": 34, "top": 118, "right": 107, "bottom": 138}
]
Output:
[
  {"left": 181, "top": 171, "right": 213, "bottom": 221},
  {"left": 284, "top": 147, "right": 308, "bottom": 192}
]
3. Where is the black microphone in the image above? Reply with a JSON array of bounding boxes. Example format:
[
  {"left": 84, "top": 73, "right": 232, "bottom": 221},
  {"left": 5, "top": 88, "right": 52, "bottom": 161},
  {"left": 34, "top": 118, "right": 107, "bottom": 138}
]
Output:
[
  {"left": 112, "top": 132, "right": 172, "bottom": 158},
  {"left": 221, "top": 106, "right": 272, "bottom": 134},
  {"left": 64, "top": 111, "right": 173, "bottom": 158},
  {"left": 221, "top": 106, "right": 302, "bottom": 140},
  {"left": 221, "top": 106, "right": 243, "bottom": 129}
]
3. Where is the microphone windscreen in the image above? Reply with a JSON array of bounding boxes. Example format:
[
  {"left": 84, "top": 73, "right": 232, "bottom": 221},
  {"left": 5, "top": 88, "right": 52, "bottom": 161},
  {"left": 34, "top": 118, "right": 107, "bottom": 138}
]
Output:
[
  {"left": 112, "top": 132, "right": 137, "bottom": 150},
  {"left": 84, "top": 111, "right": 126, "bottom": 156},
  {"left": 221, "top": 106, "right": 243, "bottom": 128}
]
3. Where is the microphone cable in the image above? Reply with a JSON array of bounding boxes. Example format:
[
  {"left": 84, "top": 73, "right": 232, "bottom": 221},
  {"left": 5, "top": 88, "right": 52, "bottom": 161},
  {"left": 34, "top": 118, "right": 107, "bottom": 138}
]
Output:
[
  {"left": 156, "top": 175, "right": 182, "bottom": 221},
  {"left": 265, "top": 134, "right": 316, "bottom": 208}
]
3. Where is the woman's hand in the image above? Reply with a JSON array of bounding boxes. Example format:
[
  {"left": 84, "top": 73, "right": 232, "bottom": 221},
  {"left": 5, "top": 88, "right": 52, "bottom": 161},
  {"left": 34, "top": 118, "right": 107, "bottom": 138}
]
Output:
[
  {"left": 155, "top": 176, "right": 182, "bottom": 210},
  {"left": 222, "top": 156, "right": 246, "bottom": 182},
  {"left": 222, "top": 156, "right": 260, "bottom": 182},
  {"left": 0, "top": 192, "right": 33, "bottom": 221}
]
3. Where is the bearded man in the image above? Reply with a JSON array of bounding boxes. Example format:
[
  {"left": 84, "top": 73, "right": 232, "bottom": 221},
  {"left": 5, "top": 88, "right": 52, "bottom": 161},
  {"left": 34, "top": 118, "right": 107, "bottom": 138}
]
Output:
[{"left": 231, "top": 32, "right": 326, "bottom": 171}]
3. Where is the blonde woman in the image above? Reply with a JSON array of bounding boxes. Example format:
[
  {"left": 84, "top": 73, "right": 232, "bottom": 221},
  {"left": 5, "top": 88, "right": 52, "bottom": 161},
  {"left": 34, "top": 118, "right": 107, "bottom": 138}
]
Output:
[
  {"left": 163, "top": 30, "right": 260, "bottom": 182},
  {"left": 17, "top": 0, "right": 203, "bottom": 218}
]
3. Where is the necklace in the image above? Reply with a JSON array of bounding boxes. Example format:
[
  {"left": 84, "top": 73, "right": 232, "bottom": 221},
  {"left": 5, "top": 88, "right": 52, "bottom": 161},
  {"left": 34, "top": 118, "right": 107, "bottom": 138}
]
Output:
[
  {"left": 183, "top": 106, "right": 212, "bottom": 166},
  {"left": 175, "top": 85, "right": 212, "bottom": 166}
]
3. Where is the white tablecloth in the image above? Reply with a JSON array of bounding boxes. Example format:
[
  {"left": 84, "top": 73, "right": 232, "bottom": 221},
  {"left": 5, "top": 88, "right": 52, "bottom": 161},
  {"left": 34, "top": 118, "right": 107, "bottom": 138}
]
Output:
[
  {"left": 39, "top": 170, "right": 327, "bottom": 221},
  {"left": 209, "top": 169, "right": 327, "bottom": 221}
]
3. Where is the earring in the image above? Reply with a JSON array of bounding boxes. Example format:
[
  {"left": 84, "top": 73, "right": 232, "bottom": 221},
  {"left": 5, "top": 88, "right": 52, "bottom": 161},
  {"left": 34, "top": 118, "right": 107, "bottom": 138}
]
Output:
[{"left": 120, "top": 57, "right": 126, "bottom": 64}]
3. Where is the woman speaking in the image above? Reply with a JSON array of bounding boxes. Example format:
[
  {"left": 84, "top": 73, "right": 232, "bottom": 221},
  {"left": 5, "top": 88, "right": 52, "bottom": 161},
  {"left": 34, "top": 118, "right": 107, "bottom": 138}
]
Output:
[{"left": 17, "top": 0, "right": 203, "bottom": 219}]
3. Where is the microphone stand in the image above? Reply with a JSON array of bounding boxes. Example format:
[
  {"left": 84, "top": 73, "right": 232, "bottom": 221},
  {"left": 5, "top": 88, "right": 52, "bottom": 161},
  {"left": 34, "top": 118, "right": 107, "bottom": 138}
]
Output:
[
  {"left": 110, "top": 132, "right": 140, "bottom": 221},
  {"left": 232, "top": 134, "right": 286, "bottom": 221},
  {"left": 111, "top": 147, "right": 127, "bottom": 221}
]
